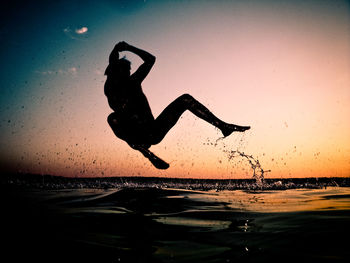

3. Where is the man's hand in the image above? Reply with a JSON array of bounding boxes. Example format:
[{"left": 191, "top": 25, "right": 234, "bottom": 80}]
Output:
[{"left": 115, "top": 41, "right": 129, "bottom": 52}]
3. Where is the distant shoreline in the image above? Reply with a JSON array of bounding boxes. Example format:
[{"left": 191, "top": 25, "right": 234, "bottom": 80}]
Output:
[{"left": 1, "top": 173, "right": 349, "bottom": 190}]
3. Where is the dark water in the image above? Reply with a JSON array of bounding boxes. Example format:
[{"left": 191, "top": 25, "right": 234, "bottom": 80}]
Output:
[{"left": 2, "top": 185, "right": 350, "bottom": 263}]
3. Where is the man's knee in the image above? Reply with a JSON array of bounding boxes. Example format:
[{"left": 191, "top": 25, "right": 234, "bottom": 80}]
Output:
[
  {"left": 108, "top": 113, "right": 140, "bottom": 144},
  {"left": 179, "top": 93, "right": 193, "bottom": 100},
  {"left": 107, "top": 113, "right": 123, "bottom": 136},
  {"left": 107, "top": 113, "right": 118, "bottom": 126},
  {"left": 178, "top": 93, "right": 194, "bottom": 103}
]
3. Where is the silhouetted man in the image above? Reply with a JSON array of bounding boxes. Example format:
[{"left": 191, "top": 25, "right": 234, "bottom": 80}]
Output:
[{"left": 105, "top": 41, "right": 250, "bottom": 169}]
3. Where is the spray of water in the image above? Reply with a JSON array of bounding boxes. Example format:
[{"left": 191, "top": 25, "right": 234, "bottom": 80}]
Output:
[
  {"left": 212, "top": 134, "right": 271, "bottom": 187},
  {"left": 226, "top": 150, "right": 271, "bottom": 186}
]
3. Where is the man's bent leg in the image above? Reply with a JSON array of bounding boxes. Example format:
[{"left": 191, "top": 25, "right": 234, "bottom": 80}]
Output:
[
  {"left": 107, "top": 113, "right": 127, "bottom": 141},
  {"left": 150, "top": 94, "right": 250, "bottom": 144}
]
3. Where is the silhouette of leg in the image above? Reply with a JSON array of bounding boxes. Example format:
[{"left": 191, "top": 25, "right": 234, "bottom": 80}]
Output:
[
  {"left": 129, "top": 144, "right": 169, "bottom": 169},
  {"left": 149, "top": 94, "right": 250, "bottom": 144},
  {"left": 107, "top": 113, "right": 129, "bottom": 141},
  {"left": 108, "top": 112, "right": 152, "bottom": 147},
  {"left": 108, "top": 113, "right": 168, "bottom": 169}
]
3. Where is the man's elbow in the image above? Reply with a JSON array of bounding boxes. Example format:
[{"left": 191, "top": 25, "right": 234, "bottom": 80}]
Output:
[{"left": 149, "top": 55, "right": 156, "bottom": 65}]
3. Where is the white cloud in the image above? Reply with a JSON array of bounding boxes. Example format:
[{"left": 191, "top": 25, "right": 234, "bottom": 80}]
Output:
[
  {"left": 75, "top": 27, "right": 88, "bottom": 34},
  {"left": 63, "top": 26, "right": 88, "bottom": 40},
  {"left": 35, "top": 67, "right": 78, "bottom": 76}
]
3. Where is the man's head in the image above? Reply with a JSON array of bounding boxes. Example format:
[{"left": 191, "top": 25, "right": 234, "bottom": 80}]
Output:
[
  {"left": 116, "top": 57, "right": 131, "bottom": 77},
  {"left": 105, "top": 57, "right": 131, "bottom": 77}
]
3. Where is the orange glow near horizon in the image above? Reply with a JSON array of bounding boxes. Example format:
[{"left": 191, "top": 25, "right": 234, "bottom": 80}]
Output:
[{"left": 1, "top": 0, "right": 349, "bottom": 179}]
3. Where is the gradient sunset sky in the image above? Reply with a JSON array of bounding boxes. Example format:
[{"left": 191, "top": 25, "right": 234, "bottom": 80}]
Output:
[{"left": 0, "top": 0, "right": 349, "bottom": 179}]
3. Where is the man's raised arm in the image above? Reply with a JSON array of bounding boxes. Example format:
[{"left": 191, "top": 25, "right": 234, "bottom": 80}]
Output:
[
  {"left": 118, "top": 41, "right": 156, "bottom": 83},
  {"left": 109, "top": 43, "right": 120, "bottom": 64},
  {"left": 119, "top": 41, "right": 155, "bottom": 64}
]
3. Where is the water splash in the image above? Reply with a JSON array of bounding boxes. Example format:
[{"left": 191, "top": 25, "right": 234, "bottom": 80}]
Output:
[
  {"left": 210, "top": 134, "right": 270, "bottom": 186},
  {"left": 226, "top": 150, "right": 271, "bottom": 186}
]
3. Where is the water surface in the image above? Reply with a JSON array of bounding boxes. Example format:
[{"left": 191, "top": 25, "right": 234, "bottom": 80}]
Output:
[{"left": 3, "top": 186, "right": 350, "bottom": 262}]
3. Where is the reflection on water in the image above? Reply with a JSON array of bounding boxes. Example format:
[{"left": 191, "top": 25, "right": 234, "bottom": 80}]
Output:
[
  {"left": 148, "top": 187, "right": 350, "bottom": 232},
  {"left": 155, "top": 217, "right": 232, "bottom": 230},
  {"left": 184, "top": 187, "right": 350, "bottom": 213},
  {"left": 3, "top": 186, "right": 350, "bottom": 262}
]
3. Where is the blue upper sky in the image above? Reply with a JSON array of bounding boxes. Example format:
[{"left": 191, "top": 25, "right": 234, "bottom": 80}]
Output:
[{"left": 1, "top": 0, "right": 349, "bottom": 177}]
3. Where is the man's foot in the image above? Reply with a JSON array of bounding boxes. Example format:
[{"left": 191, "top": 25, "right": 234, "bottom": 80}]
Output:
[
  {"left": 144, "top": 151, "right": 170, "bottom": 170},
  {"left": 131, "top": 144, "right": 169, "bottom": 170},
  {"left": 221, "top": 124, "right": 250, "bottom": 137}
]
